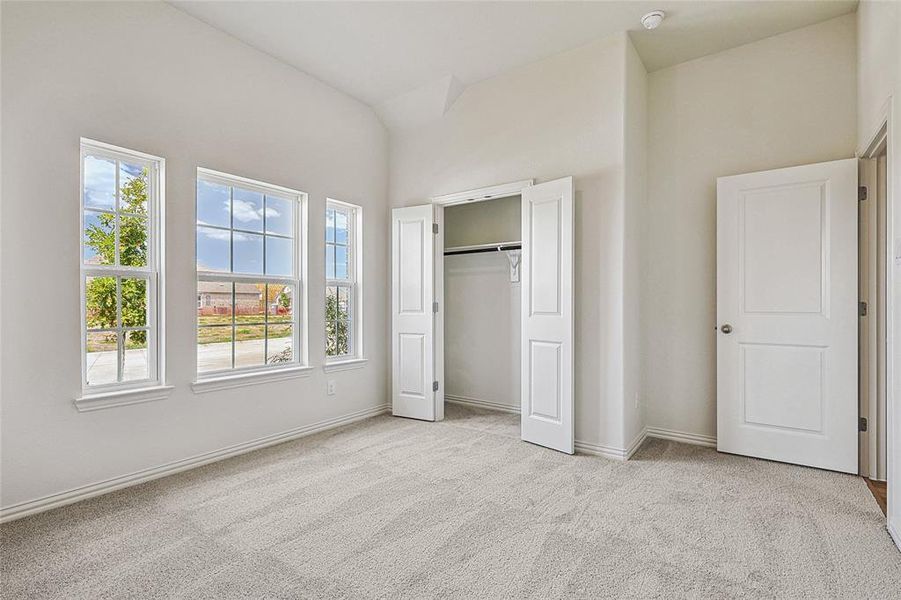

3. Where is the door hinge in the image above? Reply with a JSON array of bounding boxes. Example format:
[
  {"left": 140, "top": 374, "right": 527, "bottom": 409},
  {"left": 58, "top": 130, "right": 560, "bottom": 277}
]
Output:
[
  {"left": 859, "top": 186, "right": 868, "bottom": 202},
  {"left": 859, "top": 417, "right": 868, "bottom": 432},
  {"left": 433, "top": 381, "right": 439, "bottom": 392},
  {"left": 860, "top": 301, "right": 868, "bottom": 317},
  {"left": 432, "top": 223, "right": 439, "bottom": 234},
  {"left": 433, "top": 301, "right": 439, "bottom": 313}
]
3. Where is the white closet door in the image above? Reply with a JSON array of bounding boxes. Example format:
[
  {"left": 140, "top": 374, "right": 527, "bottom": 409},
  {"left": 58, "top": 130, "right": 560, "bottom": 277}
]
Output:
[
  {"left": 717, "top": 158, "right": 858, "bottom": 473},
  {"left": 392, "top": 204, "right": 439, "bottom": 421},
  {"left": 521, "top": 177, "right": 574, "bottom": 454}
]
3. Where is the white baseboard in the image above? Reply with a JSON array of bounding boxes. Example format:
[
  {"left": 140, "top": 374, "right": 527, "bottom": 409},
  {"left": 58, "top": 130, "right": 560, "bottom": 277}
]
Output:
[
  {"left": 445, "top": 394, "right": 520, "bottom": 414},
  {"left": 889, "top": 519, "right": 901, "bottom": 553},
  {"left": 447, "top": 395, "right": 652, "bottom": 461},
  {"left": 0, "top": 403, "right": 390, "bottom": 524},
  {"left": 646, "top": 426, "right": 717, "bottom": 448},
  {"left": 574, "top": 440, "right": 628, "bottom": 460},
  {"left": 625, "top": 427, "right": 649, "bottom": 459}
]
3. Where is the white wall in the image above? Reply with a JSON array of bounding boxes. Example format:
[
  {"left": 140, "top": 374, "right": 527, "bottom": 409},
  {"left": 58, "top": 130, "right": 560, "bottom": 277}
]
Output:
[
  {"left": 623, "top": 38, "right": 647, "bottom": 448},
  {"left": 644, "top": 15, "right": 857, "bottom": 440},
  {"left": 0, "top": 2, "right": 389, "bottom": 511},
  {"left": 857, "top": 0, "right": 901, "bottom": 548},
  {"left": 389, "top": 34, "right": 633, "bottom": 451},
  {"left": 444, "top": 253, "right": 521, "bottom": 410},
  {"left": 443, "top": 195, "right": 521, "bottom": 248},
  {"left": 857, "top": 0, "right": 899, "bottom": 145}
]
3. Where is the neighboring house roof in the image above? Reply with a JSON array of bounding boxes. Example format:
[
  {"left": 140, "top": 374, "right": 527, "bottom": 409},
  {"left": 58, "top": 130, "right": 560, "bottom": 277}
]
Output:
[{"left": 197, "top": 281, "right": 262, "bottom": 295}]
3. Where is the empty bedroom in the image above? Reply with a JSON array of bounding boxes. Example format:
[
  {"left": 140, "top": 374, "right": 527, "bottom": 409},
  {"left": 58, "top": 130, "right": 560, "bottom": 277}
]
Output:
[{"left": 1, "top": 1, "right": 900, "bottom": 598}]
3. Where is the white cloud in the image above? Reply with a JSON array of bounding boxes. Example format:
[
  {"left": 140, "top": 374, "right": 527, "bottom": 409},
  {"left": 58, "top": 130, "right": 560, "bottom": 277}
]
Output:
[
  {"left": 199, "top": 228, "right": 231, "bottom": 242},
  {"left": 233, "top": 199, "right": 263, "bottom": 224}
]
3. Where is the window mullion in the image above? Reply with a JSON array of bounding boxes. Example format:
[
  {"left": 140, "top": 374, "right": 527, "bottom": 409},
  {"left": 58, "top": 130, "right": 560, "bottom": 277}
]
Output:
[
  {"left": 231, "top": 282, "right": 236, "bottom": 370},
  {"left": 116, "top": 276, "right": 123, "bottom": 382},
  {"left": 114, "top": 160, "right": 121, "bottom": 267},
  {"left": 264, "top": 283, "right": 269, "bottom": 364}
]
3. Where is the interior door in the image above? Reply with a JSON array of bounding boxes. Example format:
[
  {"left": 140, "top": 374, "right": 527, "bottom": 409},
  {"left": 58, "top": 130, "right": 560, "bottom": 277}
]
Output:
[
  {"left": 717, "top": 158, "right": 858, "bottom": 473},
  {"left": 521, "top": 177, "right": 574, "bottom": 454},
  {"left": 392, "top": 204, "right": 440, "bottom": 421}
]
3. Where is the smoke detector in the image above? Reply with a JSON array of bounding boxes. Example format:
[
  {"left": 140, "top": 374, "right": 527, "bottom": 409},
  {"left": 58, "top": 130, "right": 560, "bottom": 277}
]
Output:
[{"left": 641, "top": 10, "right": 666, "bottom": 30}]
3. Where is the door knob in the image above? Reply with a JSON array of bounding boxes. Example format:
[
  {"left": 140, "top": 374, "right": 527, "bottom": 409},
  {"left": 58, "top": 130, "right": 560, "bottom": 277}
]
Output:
[{"left": 720, "top": 324, "right": 733, "bottom": 334}]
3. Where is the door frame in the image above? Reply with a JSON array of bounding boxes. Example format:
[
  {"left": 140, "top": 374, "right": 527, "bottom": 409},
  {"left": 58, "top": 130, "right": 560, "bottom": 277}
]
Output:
[
  {"left": 858, "top": 96, "right": 897, "bottom": 548},
  {"left": 429, "top": 179, "right": 534, "bottom": 418},
  {"left": 859, "top": 135, "right": 888, "bottom": 481},
  {"left": 430, "top": 180, "right": 534, "bottom": 207}
]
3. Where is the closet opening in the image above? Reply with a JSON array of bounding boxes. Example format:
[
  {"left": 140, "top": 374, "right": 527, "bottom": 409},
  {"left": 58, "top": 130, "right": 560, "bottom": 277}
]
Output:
[
  {"left": 391, "top": 176, "right": 575, "bottom": 452},
  {"left": 442, "top": 195, "right": 523, "bottom": 416}
]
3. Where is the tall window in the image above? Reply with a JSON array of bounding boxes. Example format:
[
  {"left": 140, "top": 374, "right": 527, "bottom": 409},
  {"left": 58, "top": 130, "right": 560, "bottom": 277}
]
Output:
[
  {"left": 326, "top": 200, "right": 362, "bottom": 360},
  {"left": 81, "top": 139, "right": 163, "bottom": 390},
  {"left": 196, "top": 169, "right": 305, "bottom": 376}
]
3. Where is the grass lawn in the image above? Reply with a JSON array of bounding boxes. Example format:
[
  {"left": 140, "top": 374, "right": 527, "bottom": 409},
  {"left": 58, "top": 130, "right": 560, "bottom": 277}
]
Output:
[
  {"left": 197, "top": 322, "right": 292, "bottom": 345},
  {"left": 87, "top": 316, "right": 293, "bottom": 351}
]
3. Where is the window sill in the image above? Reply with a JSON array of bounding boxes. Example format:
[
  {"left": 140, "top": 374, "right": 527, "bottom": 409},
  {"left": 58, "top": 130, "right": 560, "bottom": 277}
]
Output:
[
  {"left": 75, "top": 385, "right": 174, "bottom": 412},
  {"left": 192, "top": 365, "right": 314, "bottom": 394},
  {"left": 323, "top": 358, "right": 368, "bottom": 373}
]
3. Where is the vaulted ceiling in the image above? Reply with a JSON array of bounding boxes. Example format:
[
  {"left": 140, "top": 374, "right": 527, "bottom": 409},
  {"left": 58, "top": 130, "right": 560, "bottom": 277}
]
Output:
[{"left": 171, "top": 1, "right": 857, "bottom": 109}]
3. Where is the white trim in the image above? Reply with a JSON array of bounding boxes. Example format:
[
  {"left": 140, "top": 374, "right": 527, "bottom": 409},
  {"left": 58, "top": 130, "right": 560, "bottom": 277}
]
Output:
[
  {"left": 858, "top": 97, "right": 897, "bottom": 541},
  {"left": 857, "top": 98, "right": 891, "bottom": 158},
  {"left": 194, "top": 168, "right": 309, "bottom": 374},
  {"left": 573, "top": 429, "right": 648, "bottom": 461},
  {"left": 323, "top": 358, "right": 368, "bottom": 373},
  {"left": 446, "top": 394, "right": 520, "bottom": 414},
  {"left": 889, "top": 519, "right": 901, "bottom": 553},
  {"left": 79, "top": 137, "right": 165, "bottom": 163},
  {"left": 0, "top": 403, "right": 390, "bottom": 523},
  {"left": 196, "top": 166, "right": 306, "bottom": 198},
  {"left": 445, "top": 395, "right": 650, "bottom": 459},
  {"left": 625, "top": 427, "right": 649, "bottom": 459},
  {"left": 574, "top": 440, "right": 630, "bottom": 461},
  {"left": 80, "top": 138, "right": 165, "bottom": 394},
  {"left": 192, "top": 365, "right": 314, "bottom": 394},
  {"left": 646, "top": 426, "right": 718, "bottom": 448},
  {"left": 325, "top": 199, "right": 363, "bottom": 361},
  {"left": 430, "top": 179, "right": 533, "bottom": 206},
  {"left": 74, "top": 385, "right": 174, "bottom": 412}
]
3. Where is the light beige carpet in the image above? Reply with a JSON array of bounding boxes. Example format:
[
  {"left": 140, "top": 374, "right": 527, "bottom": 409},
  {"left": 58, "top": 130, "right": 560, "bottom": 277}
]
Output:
[{"left": 1, "top": 403, "right": 899, "bottom": 599}]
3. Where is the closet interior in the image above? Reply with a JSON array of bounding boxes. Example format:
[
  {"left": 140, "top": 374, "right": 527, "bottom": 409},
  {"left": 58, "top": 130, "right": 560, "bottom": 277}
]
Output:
[{"left": 442, "top": 195, "right": 523, "bottom": 414}]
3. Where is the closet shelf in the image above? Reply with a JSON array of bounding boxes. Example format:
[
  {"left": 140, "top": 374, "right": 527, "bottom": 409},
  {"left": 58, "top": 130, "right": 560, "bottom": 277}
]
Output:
[{"left": 443, "top": 241, "right": 522, "bottom": 256}]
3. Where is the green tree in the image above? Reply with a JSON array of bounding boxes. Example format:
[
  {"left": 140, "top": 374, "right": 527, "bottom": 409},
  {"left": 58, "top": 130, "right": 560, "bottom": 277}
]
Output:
[
  {"left": 85, "top": 168, "right": 148, "bottom": 345},
  {"left": 325, "top": 289, "right": 349, "bottom": 356}
]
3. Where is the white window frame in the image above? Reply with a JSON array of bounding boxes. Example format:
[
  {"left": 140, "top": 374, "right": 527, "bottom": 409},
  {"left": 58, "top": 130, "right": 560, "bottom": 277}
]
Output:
[
  {"left": 325, "top": 199, "right": 363, "bottom": 364},
  {"left": 194, "top": 168, "right": 309, "bottom": 383},
  {"left": 79, "top": 138, "right": 165, "bottom": 397}
]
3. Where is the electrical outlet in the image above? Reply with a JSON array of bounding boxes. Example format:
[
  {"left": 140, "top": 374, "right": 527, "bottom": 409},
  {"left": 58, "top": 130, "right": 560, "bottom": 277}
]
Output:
[
  {"left": 327, "top": 380, "right": 336, "bottom": 396},
  {"left": 634, "top": 392, "right": 640, "bottom": 409}
]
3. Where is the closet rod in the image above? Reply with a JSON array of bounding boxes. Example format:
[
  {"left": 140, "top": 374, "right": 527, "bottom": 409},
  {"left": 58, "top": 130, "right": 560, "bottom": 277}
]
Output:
[{"left": 443, "top": 241, "right": 522, "bottom": 256}]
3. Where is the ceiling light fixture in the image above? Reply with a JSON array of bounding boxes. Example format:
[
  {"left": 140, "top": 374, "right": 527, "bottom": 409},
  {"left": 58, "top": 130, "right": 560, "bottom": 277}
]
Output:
[{"left": 640, "top": 10, "right": 666, "bottom": 30}]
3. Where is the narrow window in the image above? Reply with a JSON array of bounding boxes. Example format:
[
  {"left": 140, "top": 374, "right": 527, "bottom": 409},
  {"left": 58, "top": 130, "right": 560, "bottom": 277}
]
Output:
[
  {"left": 81, "top": 139, "right": 163, "bottom": 390},
  {"left": 196, "top": 169, "right": 306, "bottom": 376},
  {"left": 326, "top": 200, "right": 362, "bottom": 360}
]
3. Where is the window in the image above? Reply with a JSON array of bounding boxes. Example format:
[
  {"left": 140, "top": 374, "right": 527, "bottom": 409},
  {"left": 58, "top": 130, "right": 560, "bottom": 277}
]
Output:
[
  {"left": 325, "top": 200, "right": 362, "bottom": 360},
  {"left": 196, "top": 169, "right": 306, "bottom": 376},
  {"left": 80, "top": 139, "right": 163, "bottom": 390}
]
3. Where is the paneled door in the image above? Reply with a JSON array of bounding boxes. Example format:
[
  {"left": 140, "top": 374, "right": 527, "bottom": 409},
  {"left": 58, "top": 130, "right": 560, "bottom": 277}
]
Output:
[
  {"left": 717, "top": 159, "right": 858, "bottom": 473},
  {"left": 392, "top": 204, "right": 441, "bottom": 421},
  {"left": 521, "top": 177, "right": 574, "bottom": 454}
]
